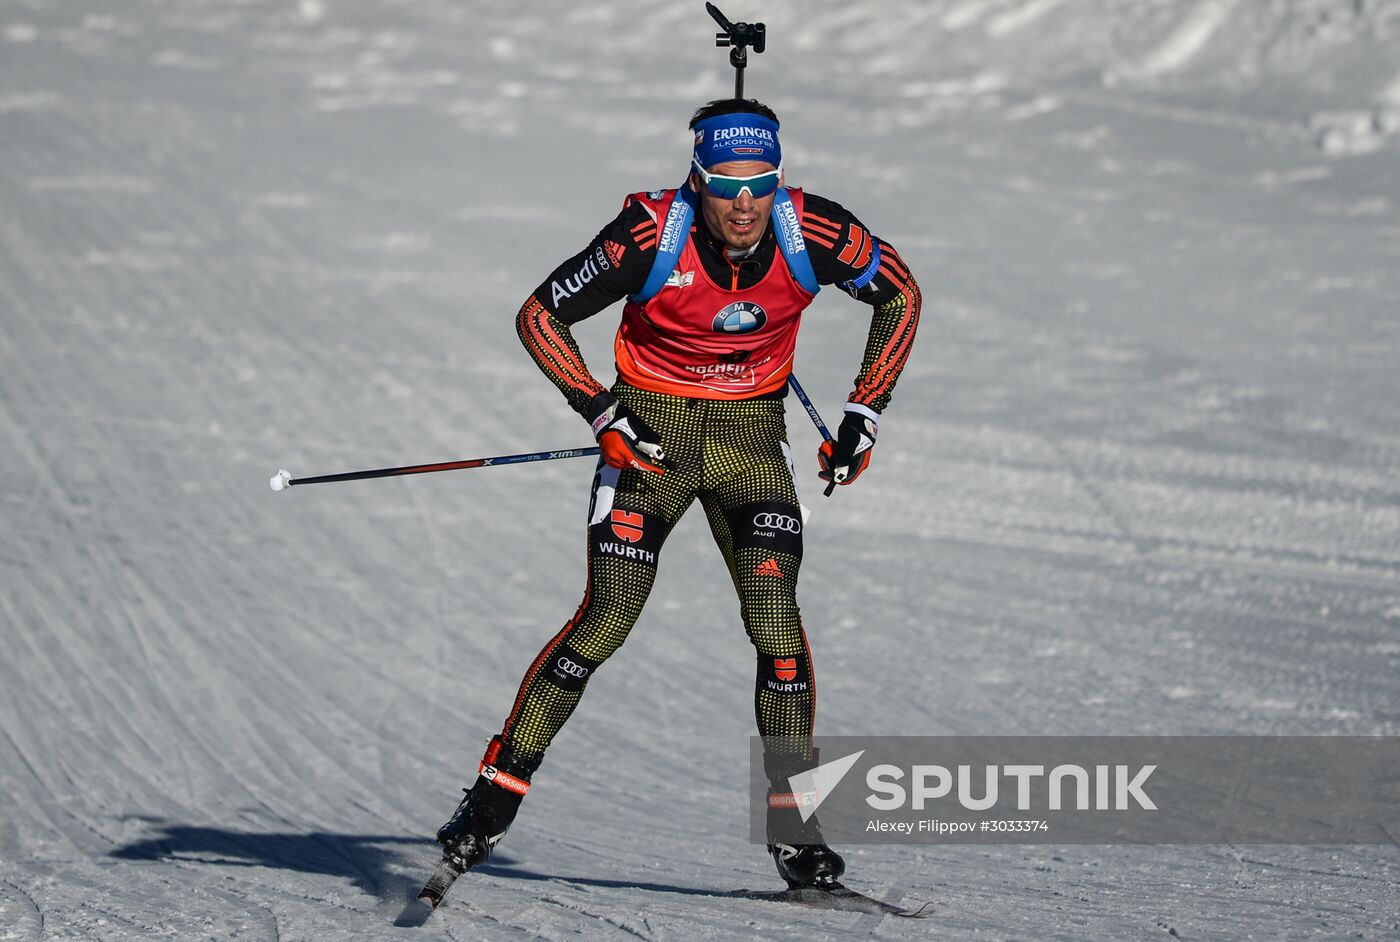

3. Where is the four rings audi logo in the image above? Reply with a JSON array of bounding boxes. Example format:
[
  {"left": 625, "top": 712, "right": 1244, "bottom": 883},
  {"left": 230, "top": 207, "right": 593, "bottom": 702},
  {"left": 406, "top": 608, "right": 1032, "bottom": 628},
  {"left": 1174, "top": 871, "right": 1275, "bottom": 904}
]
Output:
[
  {"left": 753, "top": 513, "right": 801, "bottom": 533},
  {"left": 555, "top": 657, "right": 590, "bottom": 678}
]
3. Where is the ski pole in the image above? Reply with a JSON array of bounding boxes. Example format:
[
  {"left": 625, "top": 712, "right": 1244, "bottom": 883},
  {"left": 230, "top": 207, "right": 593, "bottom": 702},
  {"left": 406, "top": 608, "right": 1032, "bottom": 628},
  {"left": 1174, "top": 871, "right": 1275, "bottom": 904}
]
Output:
[
  {"left": 787, "top": 373, "right": 832, "bottom": 442},
  {"left": 269, "top": 446, "right": 601, "bottom": 492},
  {"left": 786, "top": 373, "right": 840, "bottom": 497}
]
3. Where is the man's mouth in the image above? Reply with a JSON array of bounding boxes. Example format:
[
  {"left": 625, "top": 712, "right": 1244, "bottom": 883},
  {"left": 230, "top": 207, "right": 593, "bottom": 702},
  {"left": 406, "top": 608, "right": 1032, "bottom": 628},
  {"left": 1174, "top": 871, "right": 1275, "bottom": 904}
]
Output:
[{"left": 730, "top": 217, "right": 756, "bottom": 234}]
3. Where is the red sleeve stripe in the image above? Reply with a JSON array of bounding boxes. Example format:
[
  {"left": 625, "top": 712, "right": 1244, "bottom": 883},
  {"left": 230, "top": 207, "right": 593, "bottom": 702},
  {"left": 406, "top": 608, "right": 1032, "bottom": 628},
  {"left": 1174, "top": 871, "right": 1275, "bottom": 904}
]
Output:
[
  {"left": 518, "top": 298, "right": 600, "bottom": 396},
  {"left": 523, "top": 327, "right": 595, "bottom": 397},
  {"left": 520, "top": 314, "right": 577, "bottom": 390},
  {"left": 855, "top": 279, "right": 920, "bottom": 405},
  {"left": 878, "top": 245, "right": 910, "bottom": 285},
  {"left": 537, "top": 313, "right": 601, "bottom": 392},
  {"left": 631, "top": 220, "right": 657, "bottom": 251},
  {"left": 800, "top": 225, "right": 838, "bottom": 250},
  {"left": 802, "top": 212, "right": 842, "bottom": 236}
]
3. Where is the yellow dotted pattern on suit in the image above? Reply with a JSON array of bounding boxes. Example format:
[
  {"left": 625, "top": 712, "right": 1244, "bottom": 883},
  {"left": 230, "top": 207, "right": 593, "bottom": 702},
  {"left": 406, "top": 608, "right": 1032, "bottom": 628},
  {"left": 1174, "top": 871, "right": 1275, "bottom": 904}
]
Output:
[{"left": 500, "top": 383, "right": 815, "bottom": 759}]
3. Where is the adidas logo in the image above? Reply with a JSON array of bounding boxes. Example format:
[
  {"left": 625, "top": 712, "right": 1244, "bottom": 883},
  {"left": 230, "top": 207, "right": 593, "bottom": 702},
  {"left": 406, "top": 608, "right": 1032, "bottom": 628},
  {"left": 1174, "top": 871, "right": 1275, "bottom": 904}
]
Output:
[
  {"left": 755, "top": 558, "right": 784, "bottom": 578},
  {"left": 604, "top": 240, "right": 627, "bottom": 267}
]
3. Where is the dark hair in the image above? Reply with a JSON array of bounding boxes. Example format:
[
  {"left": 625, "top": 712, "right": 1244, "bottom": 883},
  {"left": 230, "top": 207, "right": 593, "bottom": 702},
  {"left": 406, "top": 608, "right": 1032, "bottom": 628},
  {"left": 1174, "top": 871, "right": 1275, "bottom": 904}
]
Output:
[{"left": 689, "top": 98, "right": 780, "bottom": 129}]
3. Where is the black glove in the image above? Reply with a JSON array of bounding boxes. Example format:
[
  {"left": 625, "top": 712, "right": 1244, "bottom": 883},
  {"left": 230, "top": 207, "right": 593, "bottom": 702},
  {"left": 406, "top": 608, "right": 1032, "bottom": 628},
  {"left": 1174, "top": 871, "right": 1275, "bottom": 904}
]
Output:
[
  {"left": 817, "top": 405, "right": 878, "bottom": 495},
  {"left": 587, "top": 392, "right": 671, "bottom": 474}
]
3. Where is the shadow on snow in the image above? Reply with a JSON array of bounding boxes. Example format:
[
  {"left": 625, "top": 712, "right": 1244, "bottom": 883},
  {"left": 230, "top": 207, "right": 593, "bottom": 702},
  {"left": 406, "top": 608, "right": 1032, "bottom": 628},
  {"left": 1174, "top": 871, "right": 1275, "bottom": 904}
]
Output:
[
  {"left": 110, "top": 821, "right": 727, "bottom": 903},
  {"left": 110, "top": 821, "right": 431, "bottom": 900}
]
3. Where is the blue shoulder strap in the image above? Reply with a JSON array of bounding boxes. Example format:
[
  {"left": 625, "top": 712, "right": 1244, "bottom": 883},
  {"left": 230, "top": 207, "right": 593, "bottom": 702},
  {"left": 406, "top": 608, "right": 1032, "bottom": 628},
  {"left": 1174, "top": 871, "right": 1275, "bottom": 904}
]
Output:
[
  {"left": 631, "top": 185, "right": 696, "bottom": 304},
  {"left": 771, "top": 189, "right": 820, "bottom": 297},
  {"left": 631, "top": 185, "right": 820, "bottom": 304}
]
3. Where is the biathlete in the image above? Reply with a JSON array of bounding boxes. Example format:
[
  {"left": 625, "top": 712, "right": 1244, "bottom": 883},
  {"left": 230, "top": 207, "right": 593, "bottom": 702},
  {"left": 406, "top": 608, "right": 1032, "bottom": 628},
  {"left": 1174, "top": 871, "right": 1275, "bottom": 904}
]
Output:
[{"left": 435, "top": 97, "right": 921, "bottom": 889}]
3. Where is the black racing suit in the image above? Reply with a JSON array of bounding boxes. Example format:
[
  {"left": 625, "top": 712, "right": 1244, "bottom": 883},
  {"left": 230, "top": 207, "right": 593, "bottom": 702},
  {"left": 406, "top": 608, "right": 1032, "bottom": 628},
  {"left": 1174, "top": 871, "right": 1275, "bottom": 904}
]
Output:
[{"left": 496, "top": 190, "right": 920, "bottom": 778}]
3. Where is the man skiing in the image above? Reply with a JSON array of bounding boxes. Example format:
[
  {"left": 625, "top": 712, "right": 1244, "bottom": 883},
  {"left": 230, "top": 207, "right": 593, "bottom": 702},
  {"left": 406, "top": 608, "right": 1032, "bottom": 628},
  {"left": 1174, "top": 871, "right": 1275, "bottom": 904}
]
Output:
[{"left": 435, "top": 98, "right": 920, "bottom": 890}]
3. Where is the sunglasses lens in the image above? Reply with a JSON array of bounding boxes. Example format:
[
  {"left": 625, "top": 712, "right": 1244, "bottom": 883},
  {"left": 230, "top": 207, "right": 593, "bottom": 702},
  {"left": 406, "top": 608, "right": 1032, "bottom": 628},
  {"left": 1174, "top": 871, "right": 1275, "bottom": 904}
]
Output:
[
  {"left": 706, "top": 172, "right": 780, "bottom": 199},
  {"left": 745, "top": 174, "right": 781, "bottom": 198}
]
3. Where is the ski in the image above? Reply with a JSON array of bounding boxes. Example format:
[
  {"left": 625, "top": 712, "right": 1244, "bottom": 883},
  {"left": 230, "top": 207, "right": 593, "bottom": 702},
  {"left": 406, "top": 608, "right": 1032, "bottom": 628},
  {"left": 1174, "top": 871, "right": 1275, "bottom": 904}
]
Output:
[
  {"left": 731, "top": 883, "right": 933, "bottom": 918},
  {"left": 418, "top": 861, "right": 463, "bottom": 908},
  {"left": 393, "top": 861, "right": 463, "bottom": 926}
]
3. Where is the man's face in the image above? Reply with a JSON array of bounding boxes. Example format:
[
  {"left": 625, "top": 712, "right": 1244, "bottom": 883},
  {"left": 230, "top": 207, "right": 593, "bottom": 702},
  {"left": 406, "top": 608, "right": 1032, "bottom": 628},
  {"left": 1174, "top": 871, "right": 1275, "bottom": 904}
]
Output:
[{"left": 693, "top": 160, "right": 782, "bottom": 253}]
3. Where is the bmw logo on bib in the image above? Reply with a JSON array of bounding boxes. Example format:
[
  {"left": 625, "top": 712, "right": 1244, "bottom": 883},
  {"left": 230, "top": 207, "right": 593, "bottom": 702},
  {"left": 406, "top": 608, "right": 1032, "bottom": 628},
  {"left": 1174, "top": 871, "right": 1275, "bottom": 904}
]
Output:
[{"left": 712, "top": 301, "right": 768, "bottom": 334}]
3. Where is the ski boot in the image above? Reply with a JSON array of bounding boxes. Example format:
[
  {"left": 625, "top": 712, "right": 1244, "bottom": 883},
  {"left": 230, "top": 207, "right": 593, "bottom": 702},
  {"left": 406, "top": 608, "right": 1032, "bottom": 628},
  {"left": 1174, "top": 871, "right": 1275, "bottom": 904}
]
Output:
[
  {"left": 436, "top": 736, "right": 541, "bottom": 873},
  {"left": 763, "top": 750, "right": 846, "bottom": 889},
  {"left": 768, "top": 840, "right": 846, "bottom": 889}
]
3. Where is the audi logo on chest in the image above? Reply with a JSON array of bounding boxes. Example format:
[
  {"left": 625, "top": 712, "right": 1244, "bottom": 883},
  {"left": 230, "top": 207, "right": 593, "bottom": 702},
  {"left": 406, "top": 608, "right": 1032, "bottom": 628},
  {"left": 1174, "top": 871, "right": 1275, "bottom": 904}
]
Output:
[{"left": 753, "top": 512, "right": 801, "bottom": 533}]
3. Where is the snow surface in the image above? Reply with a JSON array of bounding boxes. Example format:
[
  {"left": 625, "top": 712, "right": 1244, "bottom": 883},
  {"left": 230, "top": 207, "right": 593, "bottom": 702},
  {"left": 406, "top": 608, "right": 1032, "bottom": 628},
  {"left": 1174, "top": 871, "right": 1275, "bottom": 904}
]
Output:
[{"left": 2, "top": 0, "right": 1399, "bottom": 938}]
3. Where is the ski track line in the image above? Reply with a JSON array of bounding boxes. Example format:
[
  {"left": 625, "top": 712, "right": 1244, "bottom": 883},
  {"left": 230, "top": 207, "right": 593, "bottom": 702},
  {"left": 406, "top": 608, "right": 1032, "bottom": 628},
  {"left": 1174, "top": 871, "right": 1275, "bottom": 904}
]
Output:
[
  {"left": 0, "top": 875, "right": 45, "bottom": 941},
  {"left": 854, "top": 511, "right": 1400, "bottom": 592},
  {"left": 0, "top": 618, "right": 65, "bottom": 800},
  {"left": 14, "top": 549, "right": 300, "bottom": 846},
  {"left": 84, "top": 566, "right": 212, "bottom": 807},
  {"left": 0, "top": 221, "right": 83, "bottom": 488},
  {"left": 451, "top": 902, "right": 555, "bottom": 942},
  {"left": 200, "top": 882, "right": 283, "bottom": 942},
  {"left": 222, "top": 608, "right": 476, "bottom": 823},
  {"left": 173, "top": 857, "right": 372, "bottom": 918},
  {"left": 0, "top": 405, "right": 416, "bottom": 470},
  {"left": 531, "top": 892, "right": 659, "bottom": 942},
  {"left": 884, "top": 418, "right": 1400, "bottom": 583},
  {"left": 45, "top": 449, "right": 469, "bottom": 833},
  {"left": 78, "top": 898, "right": 166, "bottom": 938},
  {"left": 1233, "top": 851, "right": 1400, "bottom": 887},
  {"left": 989, "top": 429, "right": 1400, "bottom": 503},
  {"left": 258, "top": 521, "right": 459, "bottom": 700},
  {"left": 24, "top": 542, "right": 414, "bottom": 880},
  {"left": 1043, "top": 437, "right": 1146, "bottom": 555}
]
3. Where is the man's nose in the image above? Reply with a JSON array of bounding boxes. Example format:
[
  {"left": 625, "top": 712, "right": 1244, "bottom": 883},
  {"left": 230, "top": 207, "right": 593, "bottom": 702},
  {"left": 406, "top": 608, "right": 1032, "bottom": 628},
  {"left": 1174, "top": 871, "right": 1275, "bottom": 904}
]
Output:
[{"left": 733, "top": 189, "right": 756, "bottom": 210}]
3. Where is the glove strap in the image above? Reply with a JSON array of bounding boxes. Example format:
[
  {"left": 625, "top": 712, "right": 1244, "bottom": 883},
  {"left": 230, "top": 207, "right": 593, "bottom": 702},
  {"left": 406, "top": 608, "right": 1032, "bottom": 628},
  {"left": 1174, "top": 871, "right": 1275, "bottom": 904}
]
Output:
[
  {"left": 844, "top": 402, "right": 880, "bottom": 431},
  {"left": 588, "top": 392, "right": 620, "bottom": 437}
]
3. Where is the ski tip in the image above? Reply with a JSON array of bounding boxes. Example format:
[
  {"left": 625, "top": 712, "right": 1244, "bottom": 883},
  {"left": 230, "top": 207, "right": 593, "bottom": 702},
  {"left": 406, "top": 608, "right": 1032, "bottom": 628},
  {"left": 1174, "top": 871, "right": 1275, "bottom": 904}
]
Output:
[
  {"left": 393, "top": 897, "right": 434, "bottom": 928},
  {"left": 731, "top": 884, "right": 933, "bottom": 918},
  {"left": 411, "top": 862, "right": 462, "bottom": 913},
  {"left": 416, "top": 884, "right": 450, "bottom": 909}
]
